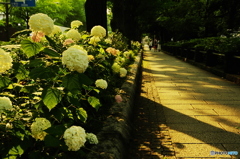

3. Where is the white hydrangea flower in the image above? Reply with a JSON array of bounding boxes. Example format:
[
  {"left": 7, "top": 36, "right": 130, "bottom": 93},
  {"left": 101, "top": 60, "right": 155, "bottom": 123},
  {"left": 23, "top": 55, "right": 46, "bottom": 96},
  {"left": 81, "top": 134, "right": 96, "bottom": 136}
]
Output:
[
  {"left": 90, "top": 25, "right": 106, "bottom": 38},
  {"left": 62, "top": 47, "right": 89, "bottom": 73},
  {"left": 89, "top": 36, "right": 101, "bottom": 46},
  {"left": 66, "top": 29, "right": 81, "bottom": 41},
  {"left": 28, "top": 13, "right": 54, "bottom": 35},
  {"left": 95, "top": 79, "right": 108, "bottom": 89},
  {"left": 50, "top": 25, "right": 62, "bottom": 35},
  {"left": 70, "top": 45, "right": 87, "bottom": 55},
  {"left": 112, "top": 63, "right": 121, "bottom": 73},
  {"left": 86, "top": 133, "right": 98, "bottom": 144},
  {"left": 63, "top": 126, "right": 86, "bottom": 151},
  {"left": 0, "top": 49, "right": 13, "bottom": 74},
  {"left": 0, "top": 96, "right": 12, "bottom": 113},
  {"left": 104, "top": 38, "right": 112, "bottom": 44},
  {"left": 119, "top": 68, "right": 127, "bottom": 77},
  {"left": 71, "top": 20, "right": 83, "bottom": 29},
  {"left": 30, "top": 118, "right": 51, "bottom": 141}
]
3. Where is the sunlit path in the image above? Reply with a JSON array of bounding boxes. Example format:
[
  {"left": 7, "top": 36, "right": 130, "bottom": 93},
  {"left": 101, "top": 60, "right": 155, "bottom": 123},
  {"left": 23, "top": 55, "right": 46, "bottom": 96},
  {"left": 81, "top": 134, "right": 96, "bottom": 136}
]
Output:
[{"left": 129, "top": 50, "right": 240, "bottom": 158}]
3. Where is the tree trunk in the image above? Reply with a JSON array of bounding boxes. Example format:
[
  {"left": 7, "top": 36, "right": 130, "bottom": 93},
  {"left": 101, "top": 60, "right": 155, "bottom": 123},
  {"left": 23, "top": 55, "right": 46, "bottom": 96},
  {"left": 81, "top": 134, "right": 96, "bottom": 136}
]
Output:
[
  {"left": 85, "top": 0, "right": 107, "bottom": 32},
  {"left": 111, "top": 0, "right": 139, "bottom": 40}
]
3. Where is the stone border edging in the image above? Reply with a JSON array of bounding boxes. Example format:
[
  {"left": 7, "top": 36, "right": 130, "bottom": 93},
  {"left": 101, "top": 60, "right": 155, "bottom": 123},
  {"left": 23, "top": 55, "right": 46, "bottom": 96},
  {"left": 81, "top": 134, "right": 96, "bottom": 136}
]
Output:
[{"left": 87, "top": 51, "right": 143, "bottom": 159}]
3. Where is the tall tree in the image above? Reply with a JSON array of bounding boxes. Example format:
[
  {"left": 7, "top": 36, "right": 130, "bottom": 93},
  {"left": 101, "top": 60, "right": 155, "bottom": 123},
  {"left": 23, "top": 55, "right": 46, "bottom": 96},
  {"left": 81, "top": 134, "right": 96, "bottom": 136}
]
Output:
[{"left": 85, "top": 0, "right": 107, "bottom": 32}]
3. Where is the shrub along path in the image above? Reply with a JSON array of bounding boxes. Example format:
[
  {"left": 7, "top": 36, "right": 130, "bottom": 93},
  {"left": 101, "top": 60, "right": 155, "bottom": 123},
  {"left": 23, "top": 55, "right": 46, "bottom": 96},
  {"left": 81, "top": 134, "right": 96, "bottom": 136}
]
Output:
[{"left": 128, "top": 50, "right": 240, "bottom": 158}]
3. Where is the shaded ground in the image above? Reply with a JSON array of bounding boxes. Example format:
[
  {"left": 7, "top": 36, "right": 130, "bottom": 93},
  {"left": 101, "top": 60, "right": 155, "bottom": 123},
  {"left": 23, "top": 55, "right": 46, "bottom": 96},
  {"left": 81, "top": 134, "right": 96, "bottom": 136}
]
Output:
[{"left": 128, "top": 50, "right": 240, "bottom": 159}]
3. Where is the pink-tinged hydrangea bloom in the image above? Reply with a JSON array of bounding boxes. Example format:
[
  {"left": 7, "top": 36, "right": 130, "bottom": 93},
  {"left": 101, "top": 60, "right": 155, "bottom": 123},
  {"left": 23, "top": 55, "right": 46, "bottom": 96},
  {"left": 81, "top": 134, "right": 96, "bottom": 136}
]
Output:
[
  {"left": 63, "top": 38, "right": 75, "bottom": 46},
  {"left": 115, "top": 95, "right": 123, "bottom": 103},
  {"left": 63, "top": 126, "right": 86, "bottom": 151},
  {"left": 31, "top": 31, "right": 45, "bottom": 42},
  {"left": 106, "top": 47, "right": 118, "bottom": 56}
]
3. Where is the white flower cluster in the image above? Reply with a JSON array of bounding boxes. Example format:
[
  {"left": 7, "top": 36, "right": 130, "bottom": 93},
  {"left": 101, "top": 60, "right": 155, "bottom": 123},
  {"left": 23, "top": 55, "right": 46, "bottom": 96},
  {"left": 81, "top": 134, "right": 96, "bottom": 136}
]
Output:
[
  {"left": 66, "top": 29, "right": 81, "bottom": 41},
  {"left": 120, "top": 68, "right": 127, "bottom": 77},
  {"left": 95, "top": 79, "right": 108, "bottom": 89},
  {"left": 71, "top": 20, "right": 83, "bottom": 29},
  {"left": 50, "top": 25, "right": 62, "bottom": 35},
  {"left": 105, "top": 38, "right": 112, "bottom": 44},
  {"left": 89, "top": 36, "right": 101, "bottom": 46},
  {"left": 30, "top": 118, "right": 51, "bottom": 141},
  {"left": 0, "top": 96, "right": 12, "bottom": 113},
  {"left": 63, "top": 126, "right": 86, "bottom": 151},
  {"left": 90, "top": 25, "right": 106, "bottom": 38},
  {"left": 86, "top": 133, "right": 98, "bottom": 144},
  {"left": 0, "top": 49, "right": 13, "bottom": 74},
  {"left": 112, "top": 63, "right": 121, "bottom": 73},
  {"left": 28, "top": 13, "right": 54, "bottom": 35},
  {"left": 62, "top": 45, "right": 89, "bottom": 73}
]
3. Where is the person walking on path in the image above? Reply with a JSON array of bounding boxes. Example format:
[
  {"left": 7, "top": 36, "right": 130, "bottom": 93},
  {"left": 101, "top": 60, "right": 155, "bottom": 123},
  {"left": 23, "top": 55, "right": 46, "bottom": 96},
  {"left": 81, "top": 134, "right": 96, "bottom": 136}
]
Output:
[
  {"left": 153, "top": 39, "right": 158, "bottom": 52},
  {"left": 157, "top": 40, "right": 161, "bottom": 52}
]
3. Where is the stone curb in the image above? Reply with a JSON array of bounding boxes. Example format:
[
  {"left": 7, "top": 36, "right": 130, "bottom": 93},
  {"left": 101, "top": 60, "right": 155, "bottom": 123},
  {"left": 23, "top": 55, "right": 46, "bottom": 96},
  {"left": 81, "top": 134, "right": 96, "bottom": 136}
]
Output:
[
  {"left": 87, "top": 51, "right": 143, "bottom": 159},
  {"left": 163, "top": 50, "right": 240, "bottom": 85}
]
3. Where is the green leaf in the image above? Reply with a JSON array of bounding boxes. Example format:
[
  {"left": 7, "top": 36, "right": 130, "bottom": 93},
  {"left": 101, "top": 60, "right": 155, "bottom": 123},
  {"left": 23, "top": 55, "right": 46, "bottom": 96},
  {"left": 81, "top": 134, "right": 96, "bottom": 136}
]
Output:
[
  {"left": 42, "top": 48, "right": 60, "bottom": 57},
  {"left": 67, "top": 92, "right": 81, "bottom": 107},
  {"left": 78, "top": 73, "right": 93, "bottom": 85},
  {"left": 45, "top": 36, "right": 57, "bottom": 49},
  {"left": 29, "top": 67, "right": 55, "bottom": 80},
  {"left": 45, "top": 125, "right": 65, "bottom": 136},
  {"left": 12, "top": 63, "right": 29, "bottom": 81},
  {"left": 62, "top": 73, "right": 81, "bottom": 91},
  {"left": 0, "top": 76, "right": 11, "bottom": 89},
  {"left": 21, "top": 39, "right": 42, "bottom": 58},
  {"left": 99, "top": 47, "right": 105, "bottom": 54},
  {"left": 76, "top": 108, "right": 87, "bottom": 123},
  {"left": 42, "top": 87, "right": 62, "bottom": 110},
  {"left": 44, "top": 135, "right": 61, "bottom": 147},
  {"left": 88, "top": 96, "right": 102, "bottom": 111},
  {"left": 20, "top": 85, "right": 38, "bottom": 94},
  {"left": 8, "top": 145, "right": 24, "bottom": 156},
  {"left": 11, "top": 29, "right": 32, "bottom": 37},
  {"left": 29, "top": 59, "right": 45, "bottom": 67}
]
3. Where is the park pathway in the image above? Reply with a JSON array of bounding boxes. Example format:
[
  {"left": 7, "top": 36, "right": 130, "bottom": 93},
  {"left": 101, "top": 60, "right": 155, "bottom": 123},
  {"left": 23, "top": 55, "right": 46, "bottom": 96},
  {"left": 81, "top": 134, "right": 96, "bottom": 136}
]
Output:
[{"left": 128, "top": 50, "right": 240, "bottom": 159}]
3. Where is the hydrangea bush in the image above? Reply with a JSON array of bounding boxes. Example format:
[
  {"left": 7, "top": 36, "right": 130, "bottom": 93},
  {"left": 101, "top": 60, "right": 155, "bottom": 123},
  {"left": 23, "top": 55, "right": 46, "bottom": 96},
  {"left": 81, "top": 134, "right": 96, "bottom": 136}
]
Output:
[{"left": 0, "top": 13, "right": 141, "bottom": 158}]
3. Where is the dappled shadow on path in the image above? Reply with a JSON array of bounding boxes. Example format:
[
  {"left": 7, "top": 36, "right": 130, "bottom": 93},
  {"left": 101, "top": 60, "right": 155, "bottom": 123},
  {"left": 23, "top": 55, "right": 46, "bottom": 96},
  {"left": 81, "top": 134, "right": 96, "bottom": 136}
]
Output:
[{"left": 128, "top": 51, "right": 240, "bottom": 158}]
